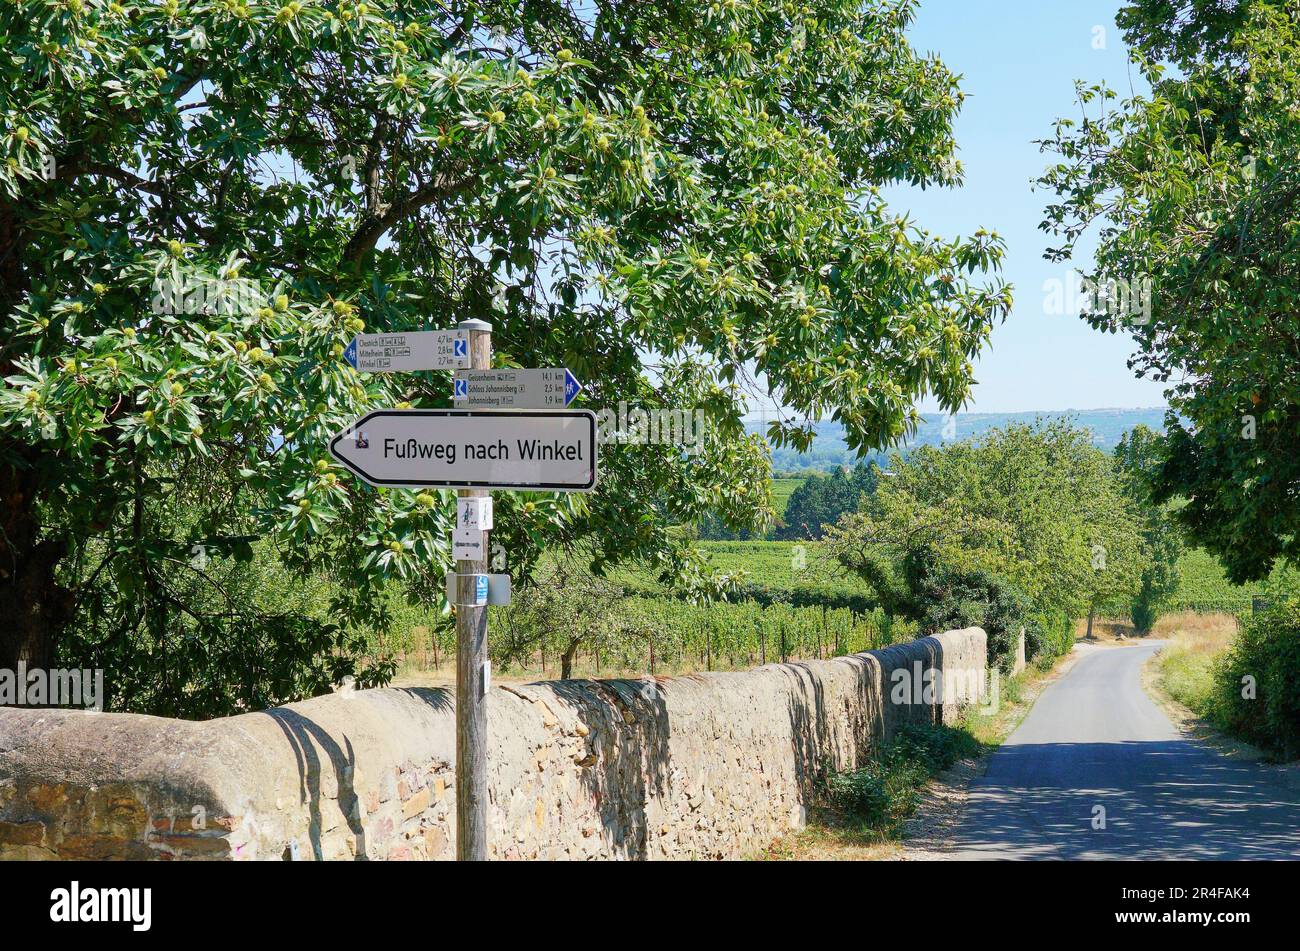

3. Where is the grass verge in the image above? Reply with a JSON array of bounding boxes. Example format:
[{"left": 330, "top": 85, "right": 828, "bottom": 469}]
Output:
[
  {"left": 1144, "top": 613, "right": 1237, "bottom": 723},
  {"left": 1143, "top": 612, "right": 1263, "bottom": 757}
]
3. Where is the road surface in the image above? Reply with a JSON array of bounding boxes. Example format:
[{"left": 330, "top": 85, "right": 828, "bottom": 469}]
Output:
[{"left": 943, "top": 642, "right": 1300, "bottom": 859}]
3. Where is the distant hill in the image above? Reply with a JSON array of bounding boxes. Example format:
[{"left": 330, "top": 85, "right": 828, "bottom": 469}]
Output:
[{"left": 750, "top": 407, "right": 1169, "bottom": 473}]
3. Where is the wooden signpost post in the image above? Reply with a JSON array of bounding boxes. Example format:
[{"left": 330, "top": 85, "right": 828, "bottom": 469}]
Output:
[
  {"left": 329, "top": 318, "right": 597, "bottom": 861},
  {"left": 454, "top": 318, "right": 491, "bottom": 862}
]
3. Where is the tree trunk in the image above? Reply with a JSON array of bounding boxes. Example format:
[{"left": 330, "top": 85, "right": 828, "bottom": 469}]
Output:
[
  {"left": 0, "top": 216, "right": 74, "bottom": 676},
  {"left": 0, "top": 467, "right": 72, "bottom": 674},
  {"left": 1086, "top": 604, "right": 1096, "bottom": 640},
  {"left": 560, "top": 638, "right": 580, "bottom": 680}
]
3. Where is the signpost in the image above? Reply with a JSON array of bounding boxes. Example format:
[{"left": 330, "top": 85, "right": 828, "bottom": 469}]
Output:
[
  {"left": 329, "top": 319, "right": 596, "bottom": 862},
  {"left": 452, "top": 368, "right": 583, "bottom": 408},
  {"left": 454, "top": 319, "right": 491, "bottom": 864},
  {"left": 327, "top": 408, "right": 597, "bottom": 490},
  {"left": 344, "top": 329, "right": 469, "bottom": 373},
  {"left": 457, "top": 497, "right": 493, "bottom": 530}
]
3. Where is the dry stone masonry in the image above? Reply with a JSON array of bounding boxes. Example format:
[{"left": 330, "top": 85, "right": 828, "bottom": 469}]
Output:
[{"left": 0, "top": 627, "right": 986, "bottom": 860}]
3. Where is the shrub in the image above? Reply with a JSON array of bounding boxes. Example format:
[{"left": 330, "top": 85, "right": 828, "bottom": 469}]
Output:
[
  {"left": 1209, "top": 596, "right": 1300, "bottom": 760},
  {"left": 1130, "top": 585, "right": 1160, "bottom": 634},
  {"left": 1024, "top": 610, "right": 1073, "bottom": 663},
  {"left": 821, "top": 723, "right": 981, "bottom": 831},
  {"left": 913, "top": 562, "right": 1030, "bottom": 672},
  {"left": 1129, "top": 566, "right": 1176, "bottom": 634}
]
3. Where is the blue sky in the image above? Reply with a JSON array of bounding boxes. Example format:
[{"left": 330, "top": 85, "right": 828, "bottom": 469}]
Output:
[{"left": 879, "top": 0, "right": 1169, "bottom": 414}]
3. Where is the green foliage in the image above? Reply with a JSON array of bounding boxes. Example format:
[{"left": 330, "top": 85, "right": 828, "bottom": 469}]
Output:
[
  {"left": 1163, "top": 548, "right": 1295, "bottom": 614},
  {"left": 776, "top": 462, "right": 879, "bottom": 540},
  {"left": 1210, "top": 595, "right": 1300, "bottom": 759},
  {"left": 1129, "top": 592, "right": 1160, "bottom": 637},
  {"left": 66, "top": 536, "right": 397, "bottom": 717},
  {"left": 824, "top": 419, "right": 1145, "bottom": 661},
  {"left": 493, "top": 581, "right": 916, "bottom": 674},
  {"left": 1024, "top": 610, "right": 1073, "bottom": 663},
  {"left": 1113, "top": 424, "right": 1182, "bottom": 632},
  {"left": 1038, "top": 0, "right": 1300, "bottom": 583},
  {"left": 885, "top": 420, "right": 1143, "bottom": 619},
  {"left": 493, "top": 568, "right": 629, "bottom": 678},
  {"left": 770, "top": 478, "right": 806, "bottom": 516},
  {"left": 694, "top": 510, "right": 773, "bottom": 542},
  {"left": 911, "top": 557, "right": 1029, "bottom": 672},
  {"left": 1158, "top": 639, "right": 1219, "bottom": 717},
  {"left": 820, "top": 722, "right": 980, "bottom": 832},
  {"left": 610, "top": 539, "right": 878, "bottom": 610},
  {"left": 1114, "top": 0, "right": 1254, "bottom": 64},
  {"left": 0, "top": 0, "right": 1009, "bottom": 714}
]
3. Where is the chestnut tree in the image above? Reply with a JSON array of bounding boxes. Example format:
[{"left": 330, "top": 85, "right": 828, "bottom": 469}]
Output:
[{"left": 0, "top": 0, "right": 1008, "bottom": 712}]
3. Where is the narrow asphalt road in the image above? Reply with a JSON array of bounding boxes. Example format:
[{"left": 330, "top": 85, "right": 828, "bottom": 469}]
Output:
[{"left": 943, "top": 642, "right": 1300, "bottom": 859}]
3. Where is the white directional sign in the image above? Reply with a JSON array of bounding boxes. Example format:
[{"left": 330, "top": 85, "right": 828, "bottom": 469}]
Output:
[
  {"left": 452, "top": 368, "right": 582, "bottom": 408},
  {"left": 344, "top": 330, "right": 469, "bottom": 373},
  {"left": 329, "top": 409, "right": 597, "bottom": 491}
]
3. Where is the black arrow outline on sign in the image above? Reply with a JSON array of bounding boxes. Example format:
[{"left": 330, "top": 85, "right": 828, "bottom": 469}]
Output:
[{"left": 328, "top": 408, "right": 598, "bottom": 491}]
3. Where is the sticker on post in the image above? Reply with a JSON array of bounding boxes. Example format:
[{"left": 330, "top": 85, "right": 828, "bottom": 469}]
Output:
[
  {"left": 444, "top": 573, "right": 510, "bottom": 606},
  {"left": 457, "top": 497, "right": 493, "bottom": 531},
  {"left": 453, "top": 527, "right": 485, "bottom": 561},
  {"left": 446, "top": 572, "right": 488, "bottom": 607}
]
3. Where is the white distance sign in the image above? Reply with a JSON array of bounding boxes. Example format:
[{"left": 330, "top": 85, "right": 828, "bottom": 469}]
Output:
[{"left": 344, "top": 330, "right": 469, "bottom": 373}]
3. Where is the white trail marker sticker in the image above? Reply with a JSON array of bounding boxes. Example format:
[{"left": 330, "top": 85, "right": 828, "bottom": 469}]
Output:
[
  {"left": 453, "top": 526, "right": 486, "bottom": 561},
  {"left": 457, "top": 497, "right": 493, "bottom": 530},
  {"left": 329, "top": 409, "right": 597, "bottom": 491}
]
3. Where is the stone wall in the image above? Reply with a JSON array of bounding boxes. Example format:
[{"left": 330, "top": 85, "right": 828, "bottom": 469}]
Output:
[{"left": 0, "top": 627, "right": 985, "bottom": 861}]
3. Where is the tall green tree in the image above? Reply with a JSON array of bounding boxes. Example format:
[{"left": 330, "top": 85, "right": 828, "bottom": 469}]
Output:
[
  {"left": 1038, "top": 0, "right": 1300, "bottom": 583},
  {"left": 825, "top": 420, "right": 1146, "bottom": 640},
  {"left": 776, "top": 460, "right": 878, "bottom": 540},
  {"left": 1114, "top": 424, "right": 1183, "bottom": 632},
  {"left": 0, "top": 0, "right": 1008, "bottom": 711}
]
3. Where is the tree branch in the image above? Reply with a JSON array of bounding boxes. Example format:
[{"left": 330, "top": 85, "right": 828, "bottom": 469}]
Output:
[
  {"left": 70, "top": 163, "right": 169, "bottom": 197},
  {"left": 341, "top": 164, "right": 475, "bottom": 265}
]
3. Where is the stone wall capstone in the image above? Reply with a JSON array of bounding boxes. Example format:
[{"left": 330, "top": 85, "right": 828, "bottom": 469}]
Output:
[{"left": 0, "top": 627, "right": 985, "bottom": 860}]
